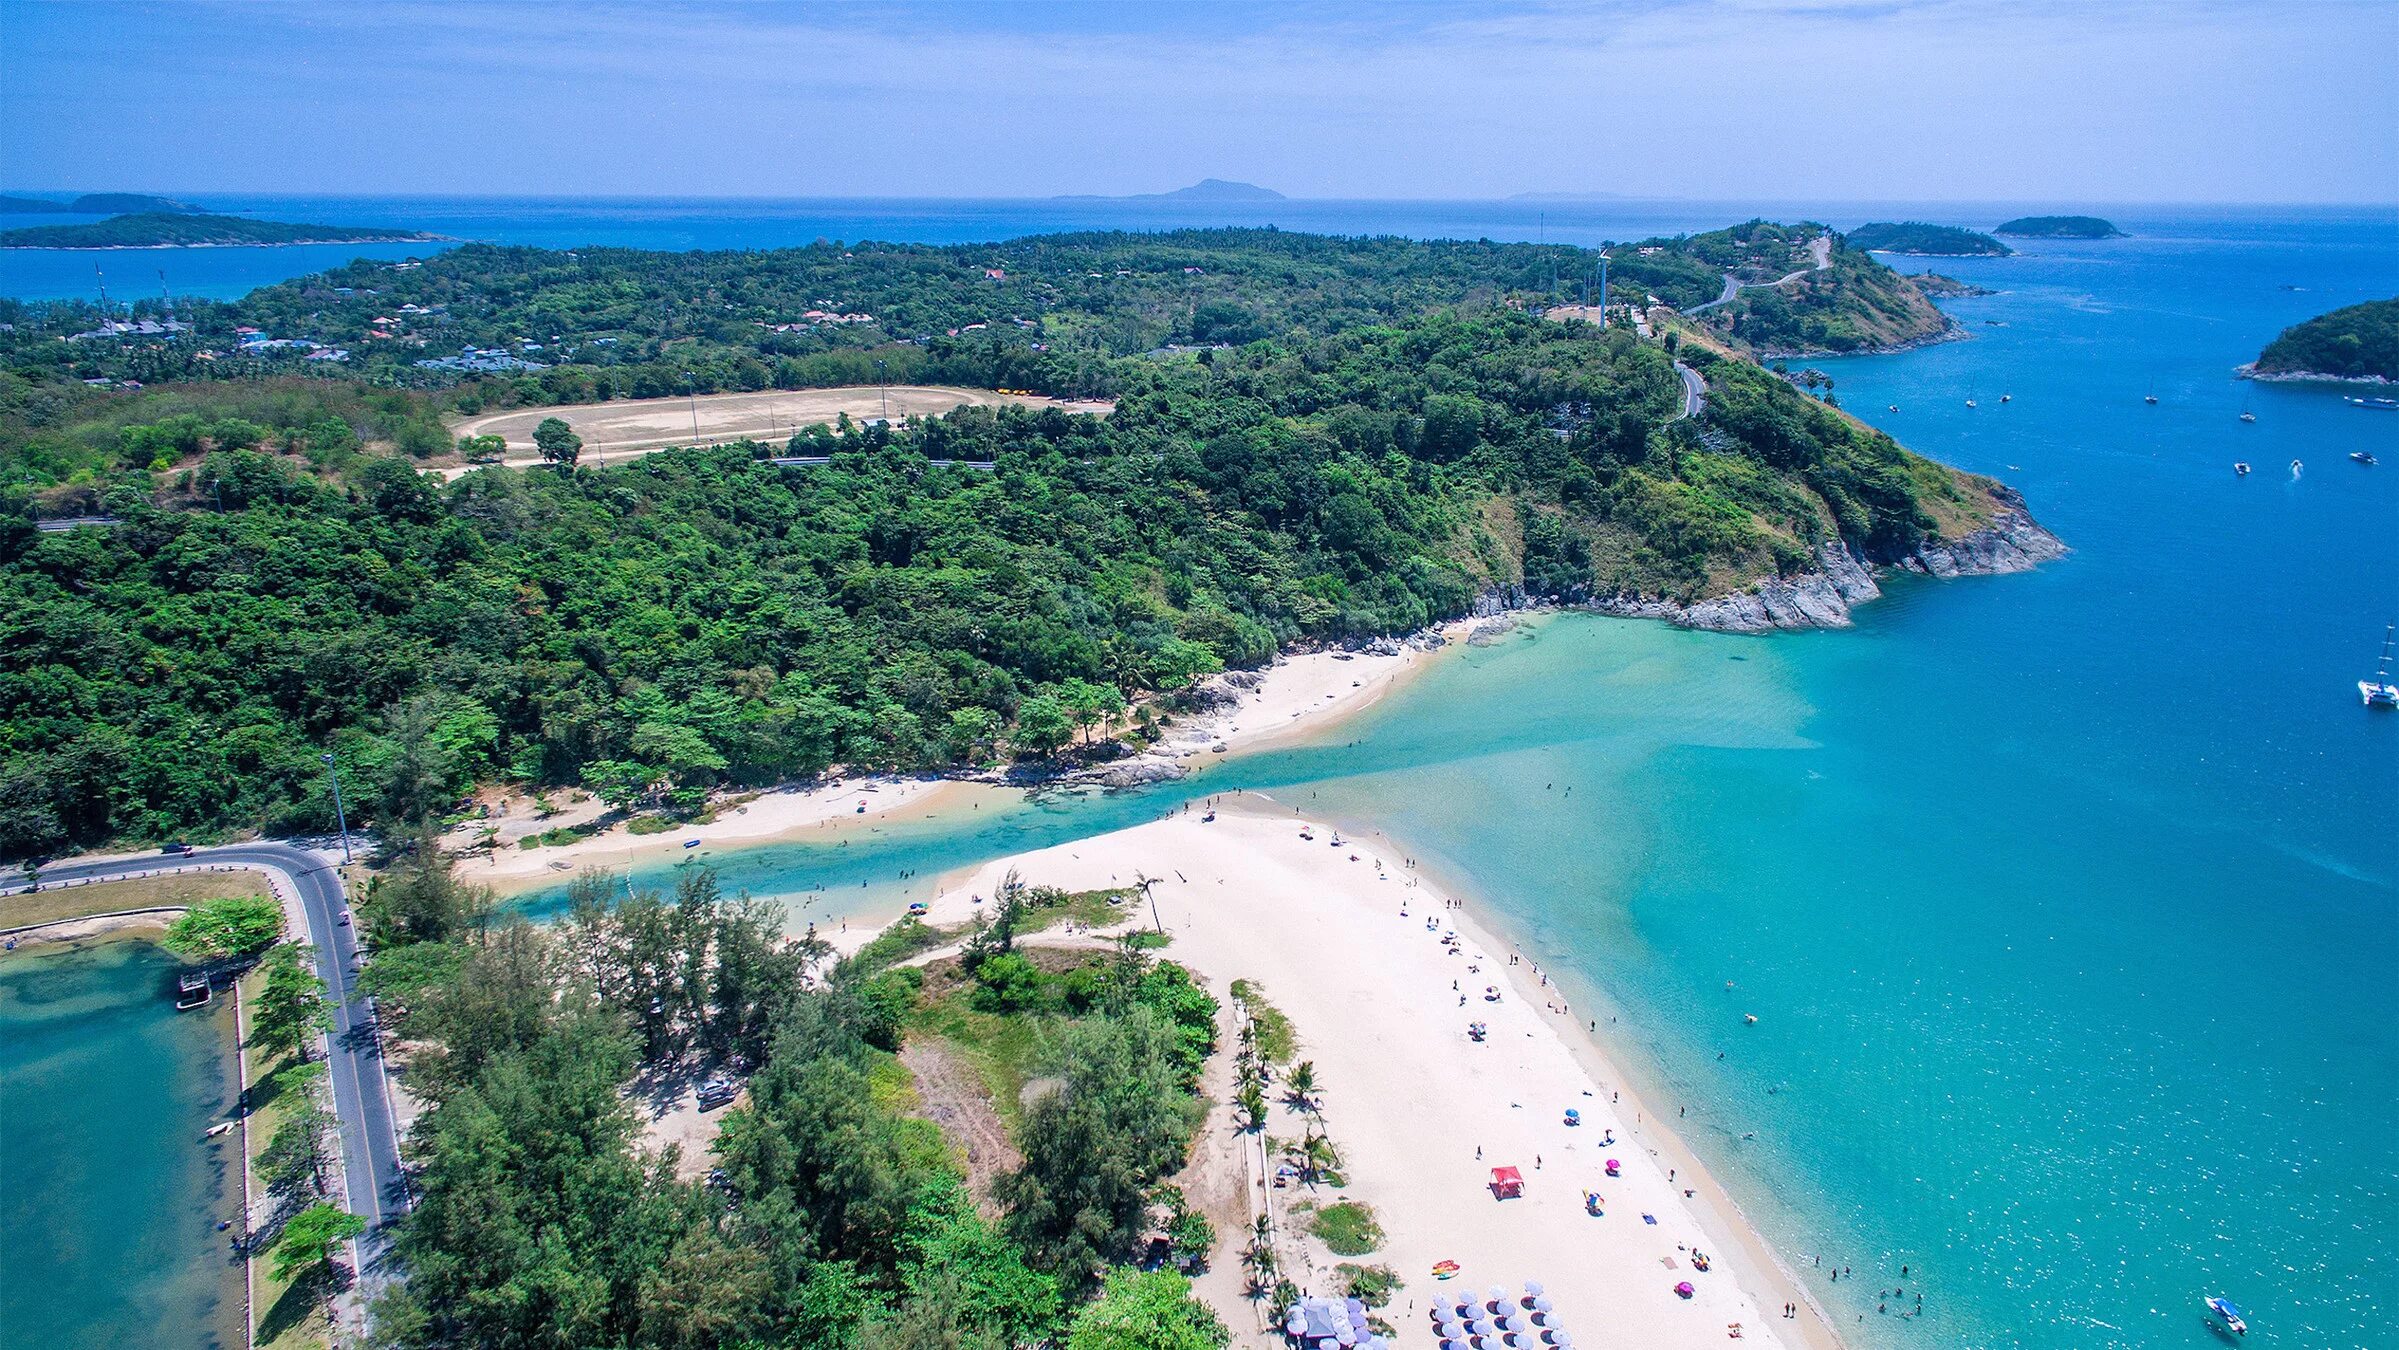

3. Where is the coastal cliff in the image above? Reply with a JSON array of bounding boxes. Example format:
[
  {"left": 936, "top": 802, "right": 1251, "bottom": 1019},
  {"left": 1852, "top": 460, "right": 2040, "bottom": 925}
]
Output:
[{"left": 1588, "top": 495, "right": 2066, "bottom": 633}]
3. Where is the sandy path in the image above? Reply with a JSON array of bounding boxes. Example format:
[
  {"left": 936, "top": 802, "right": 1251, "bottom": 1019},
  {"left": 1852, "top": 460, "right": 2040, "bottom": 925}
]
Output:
[{"left": 914, "top": 805, "right": 1841, "bottom": 1349}]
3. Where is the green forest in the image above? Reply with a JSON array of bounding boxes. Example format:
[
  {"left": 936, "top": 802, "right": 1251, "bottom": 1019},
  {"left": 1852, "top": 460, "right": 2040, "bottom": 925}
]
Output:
[
  {"left": 353, "top": 852, "right": 1230, "bottom": 1350},
  {"left": 0, "top": 212, "right": 440, "bottom": 250},
  {"left": 2253, "top": 298, "right": 2399, "bottom": 381},
  {"left": 0, "top": 226, "right": 2003, "bottom": 858},
  {"left": 1842, "top": 222, "right": 2011, "bottom": 257},
  {"left": 1992, "top": 215, "right": 2124, "bottom": 239}
]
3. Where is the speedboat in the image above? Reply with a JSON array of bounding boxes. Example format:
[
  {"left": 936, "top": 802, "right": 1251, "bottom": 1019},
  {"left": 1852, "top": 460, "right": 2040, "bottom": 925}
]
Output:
[
  {"left": 2291, "top": 459, "right": 2304, "bottom": 477},
  {"left": 2238, "top": 411, "right": 2256, "bottom": 423},
  {"left": 2205, "top": 1296, "right": 2247, "bottom": 1336},
  {"left": 2351, "top": 451, "right": 2378, "bottom": 465},
  {"left": 1965, "top": 398, "right": 1978, "bottom": 408},
  {"left": 2233, "top": 462, "right": 2250, "bottom": 476},
  {"left": 1999, "top": 393, "right": 2012, "bottom": 403},
  {"left": 2345, "top": 395, "right": 2397, "bottom": 411}
]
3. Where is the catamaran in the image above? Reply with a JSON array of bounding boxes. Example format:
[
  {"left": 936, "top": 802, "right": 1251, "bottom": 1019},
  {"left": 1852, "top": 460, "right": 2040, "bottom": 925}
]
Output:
[
  {"left": 2361, "top": 624, "right": 2399, "bottom": 709},
  {"left": 2206, "top": 1296, "right": 2247, "bottom": 1335},
  {"left": 2351, "top": 451, "right": 2378, "bottom": 466}
]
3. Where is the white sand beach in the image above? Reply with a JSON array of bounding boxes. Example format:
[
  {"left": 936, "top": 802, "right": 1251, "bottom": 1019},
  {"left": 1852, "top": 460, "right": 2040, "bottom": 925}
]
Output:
[
  {"left": 471, "top": 633, "right": 1462, "bottom": 894},
  {"left": 469, "top": 776, "right": 988, "bottom": 891},
  {"left": 911, "top": 803, "right": 1841, "bottom": 1350}
]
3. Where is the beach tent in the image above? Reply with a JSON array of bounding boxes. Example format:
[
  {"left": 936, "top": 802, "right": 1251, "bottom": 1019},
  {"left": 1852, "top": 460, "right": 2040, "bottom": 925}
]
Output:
[{"left": 1490, "top": 1166, "right": 1525, "bottom": 1198}]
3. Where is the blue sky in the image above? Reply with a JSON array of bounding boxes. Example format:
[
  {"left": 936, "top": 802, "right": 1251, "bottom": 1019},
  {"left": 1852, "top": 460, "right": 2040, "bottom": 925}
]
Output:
[{"left": 4, "top": 0, "right": 2392, "bottom": 202}]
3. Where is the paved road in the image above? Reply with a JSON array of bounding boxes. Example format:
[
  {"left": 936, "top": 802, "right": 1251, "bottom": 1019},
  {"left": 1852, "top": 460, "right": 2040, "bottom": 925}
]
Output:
[
  {"left": 11, "top": 843, "right": 408, "bottom": 1311},
  {"left": 1671, "top": 361, "right": 1708, "bottom": 420},
  {"left": 1683, "top": 235, "right": 1834, "bottom": 315}
]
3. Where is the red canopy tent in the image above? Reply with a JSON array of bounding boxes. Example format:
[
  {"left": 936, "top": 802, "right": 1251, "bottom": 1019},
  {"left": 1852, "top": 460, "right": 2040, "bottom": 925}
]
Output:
[{"left": 1489, "top": 1165, "right": 1524, "bottom": 1199}]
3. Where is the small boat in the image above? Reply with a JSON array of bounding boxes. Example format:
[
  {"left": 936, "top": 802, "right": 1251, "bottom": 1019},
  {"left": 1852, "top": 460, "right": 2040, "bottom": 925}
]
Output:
[
  {"left": 2233, "top": 462, "right": 2251, "bottom": 476},
  {"left": 682, "top": 839, "right": 701, "bottom": 849},
  {"left": 2351, "top": 451, "right": 2378, "bottom": 465},
  {"left": 1886, "top": 403, "right": 1898, "bottom": 412},
  {"left": 2205, "top": 1296, "right": 2247, "bottom": 1336},
  {"left": 2238, "top": 411, "right": 2256, "bottom": 423},
  {"left": 2345, "top": 395, "right": 2398, "bottom": 411},
  {"left": 1999, "top": 393, "right": 2012, "bottom": 403},
  {"left": 2145, "top": 381, "right": 2159, "bottom": 405},
  {"left": 2291, "top": 459, "right": 2304, "bottom": 478},
  {"left": 1965, "top": 398, "right": 1978, "bottom": 409},
  {"left": 2362, "top": 624, "right": 2399, "bottom": 709}
]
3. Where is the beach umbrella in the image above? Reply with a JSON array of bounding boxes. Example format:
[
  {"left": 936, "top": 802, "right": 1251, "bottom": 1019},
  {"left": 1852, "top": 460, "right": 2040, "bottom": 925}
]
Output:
[
  {"left": 1532, "top": 1296, "right": 1554, "bottom": 1315},
  {"left": 1523, "top": 1279, "right": 1546, "bottom": 1298},
  {"left": 1674, "top": 1281, "right": 1696, "bottom": 1299},
  {"left": 1489, "top": 1285, "right": 1511, "bottom": 1308}
]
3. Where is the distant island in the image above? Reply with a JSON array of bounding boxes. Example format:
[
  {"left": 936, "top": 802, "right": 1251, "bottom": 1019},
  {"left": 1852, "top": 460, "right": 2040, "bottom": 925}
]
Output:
[
  {"left": 1994, "top": 215, "right": 2124, "bottom": 239},
  {"left": 1057, "top": 178, "right": 1286, "bottom": 202},
  {"left": 0, "top": 211, "right": 442, "bottom": 250},
  {"left": 1844, "top": 222, "right": 2012, "bottom": 256},
  {"left": 0, "top": 192, "right": 207, "bottom": 215},
  {"left": 1508, "top": 191, "right": 1633, "bottom": 202},
  {"left": 2246, "top": 298, "right": 2398, "bottom": 383}
]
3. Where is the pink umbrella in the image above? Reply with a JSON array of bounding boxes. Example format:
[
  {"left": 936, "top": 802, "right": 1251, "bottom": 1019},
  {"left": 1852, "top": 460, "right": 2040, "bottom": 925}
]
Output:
[{"left": 1674, "top": 1281, "right": 1695, "bottom": 1299}]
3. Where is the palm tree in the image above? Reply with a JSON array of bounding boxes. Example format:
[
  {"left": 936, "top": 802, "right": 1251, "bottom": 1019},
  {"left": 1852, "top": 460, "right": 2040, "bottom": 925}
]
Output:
[
  {"left": 1283, "top": 1059, "right": 1320, "bottom": 1114},
  {"left": 1243, "top": 1217, "right": 1279, "bottom": 1297}
]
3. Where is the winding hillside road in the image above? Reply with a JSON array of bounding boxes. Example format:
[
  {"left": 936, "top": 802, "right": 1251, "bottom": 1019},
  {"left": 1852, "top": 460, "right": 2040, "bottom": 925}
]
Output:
[
  {"left": 7, "top": 843, "right": 408, "bottom": 1319},
  {"left": 1671, "top": 361, "right": 1708, "bottom": 420},
  {"left": 1683, "top": 234, "right": 1833, "bottom": 314}
]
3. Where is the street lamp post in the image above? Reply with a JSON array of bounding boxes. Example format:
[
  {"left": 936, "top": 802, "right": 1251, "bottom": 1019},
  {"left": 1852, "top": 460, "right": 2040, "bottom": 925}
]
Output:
[
  {"left": 685, "top": 372, "right": 701, "bottom": 444},
  {"left": 876, "top": 359, "right": 888, "bottom": 420},
  {"left": 322, "top": 752, "right": 353, "bottom": 864}
]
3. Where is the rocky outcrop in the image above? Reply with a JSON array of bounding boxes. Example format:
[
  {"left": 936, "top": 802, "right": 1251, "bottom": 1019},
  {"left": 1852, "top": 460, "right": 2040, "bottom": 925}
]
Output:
[{"left": 1585, "top": 502, "right": 2065, "bottom": 634}]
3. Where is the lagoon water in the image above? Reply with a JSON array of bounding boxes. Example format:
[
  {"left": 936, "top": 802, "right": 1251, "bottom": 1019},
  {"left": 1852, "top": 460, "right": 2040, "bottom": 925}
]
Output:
[
  {"left": 10, "top": 201, "right": 2395, "bottom": 1346},
  {"left": 0, "top": 939, "right": 245, "bottom": 1350},
  {"left": 556, "top": 209, "right": 2398, "bottom": 1349}
]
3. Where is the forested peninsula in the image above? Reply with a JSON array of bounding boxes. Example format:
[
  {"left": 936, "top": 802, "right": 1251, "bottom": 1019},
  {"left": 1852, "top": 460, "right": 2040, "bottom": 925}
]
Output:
[
  {"left": 1843, "top": 222, "right": 2011, "bottom": 256},
  {"left": 0, "top": 211, "right": 442, "bottom": 250},
  {"left": 0, "top": 224, "right": 2052, "bottom": 857},
  {"left": 2248, "top": 298, "right": 2399, "bottom": 382}
]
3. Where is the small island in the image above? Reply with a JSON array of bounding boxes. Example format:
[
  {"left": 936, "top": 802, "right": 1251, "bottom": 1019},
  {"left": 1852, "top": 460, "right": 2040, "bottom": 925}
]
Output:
[
  {"left": 1994, "top": 215, "right": 2125, "bottom": 239},
  {"left": 1057, "top": 178, "right": 1286, "bottom": 202},
  {"left": 0, "top": 211, "right": 442, "bottom": 250},
  {"left": 2247, "top": 298, "right": 2398, "bottom": 383},
  {"left": 0, "top": 192, "right": 206, "bottom": 215},
  {"left": 1845, "top": 221, "right": 2011, "bottom": 256}
]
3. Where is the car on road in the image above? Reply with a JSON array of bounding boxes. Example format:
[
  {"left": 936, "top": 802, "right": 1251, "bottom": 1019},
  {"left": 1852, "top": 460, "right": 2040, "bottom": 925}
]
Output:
[{"left": 161, "top": 841, "right": 194, "bottom": 855}]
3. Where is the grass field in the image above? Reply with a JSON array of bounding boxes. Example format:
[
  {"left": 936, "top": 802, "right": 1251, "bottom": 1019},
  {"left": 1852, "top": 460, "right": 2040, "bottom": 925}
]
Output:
[{"left": 0, "top": 870, "right": 278, "bottom": 931}]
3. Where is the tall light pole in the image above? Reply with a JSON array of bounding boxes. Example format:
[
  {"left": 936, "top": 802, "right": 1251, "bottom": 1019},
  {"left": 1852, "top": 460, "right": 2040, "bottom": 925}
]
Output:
[
  {"left": 684, "top": 372, "right": 701, "bottom": 444},
  {"left": 875, "top": 358, "right": 888, "bottom": 420},
  {"left": 322, "top": 752, "right": 353, "bottom": 864}
]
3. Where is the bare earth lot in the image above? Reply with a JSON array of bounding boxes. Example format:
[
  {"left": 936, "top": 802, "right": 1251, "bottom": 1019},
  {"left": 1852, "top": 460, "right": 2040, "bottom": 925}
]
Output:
[{"left": 441, "top": 385, "right": 1107, "bottom": 475}]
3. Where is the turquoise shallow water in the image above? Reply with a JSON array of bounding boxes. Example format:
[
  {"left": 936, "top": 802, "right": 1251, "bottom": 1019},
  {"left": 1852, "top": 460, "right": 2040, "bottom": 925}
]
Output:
[
  {"left": 17, "top": 204, "right": 2395, "bottom": 1346},
  {"left": 541, "top": 211, "right": 2399, "bottom": 1348},
  {"left": 0, "top": 938, "right": 245, "bottom": 1350}
]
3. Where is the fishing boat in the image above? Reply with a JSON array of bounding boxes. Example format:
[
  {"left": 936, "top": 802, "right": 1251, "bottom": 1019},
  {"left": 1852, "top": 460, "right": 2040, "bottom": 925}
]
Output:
[
  {"left": 2361, "top": 624, "right": 2399, "bottom": 709},
  {"left": 2233, "top": 462, "right": 2251, "bottom": 476},
  {"left": 2345, "top": 395, "right": 2397, "bottom": 411},
  {"left": 2205, "top": 1296, "right": 2247, "bottom": 1336},
  {"left": 2291, "top": 459, "right": 2304, "bottom": 478},
  {"left": 2238, "top": 410, "right": 2256, "bottom": 423},
  {"left": 2351, "top": 451, "right": 2378, "bottom": 465}
]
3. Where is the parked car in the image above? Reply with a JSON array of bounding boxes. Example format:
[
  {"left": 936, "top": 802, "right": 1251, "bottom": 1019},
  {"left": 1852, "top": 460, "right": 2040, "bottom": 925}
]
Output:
[{"left": 696, "top": 1077, "right": 741, "bottom": 1111}]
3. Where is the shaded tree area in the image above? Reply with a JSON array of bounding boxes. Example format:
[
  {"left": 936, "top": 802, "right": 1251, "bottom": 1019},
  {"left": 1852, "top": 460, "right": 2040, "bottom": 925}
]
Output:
[{"left": 365, "top": 856, "right": 1221, "bottom": 1350}]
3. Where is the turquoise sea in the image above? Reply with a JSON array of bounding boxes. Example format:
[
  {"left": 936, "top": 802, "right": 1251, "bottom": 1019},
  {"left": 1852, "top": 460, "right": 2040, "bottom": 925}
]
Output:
[
  {"left": 7, "top": 202, "right": 2393, "bottom": 1347},
  {"left": 0, "top": 938, "right": 245, "bottom": 1350}
]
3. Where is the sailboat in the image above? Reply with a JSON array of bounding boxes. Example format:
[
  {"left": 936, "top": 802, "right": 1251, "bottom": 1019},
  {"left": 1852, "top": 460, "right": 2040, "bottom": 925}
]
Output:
[
  {"left": 2361, "top": 624, "right": 2399, "bottom": 709},
  {"left": 2144, "top": 380, "right": 2159, "bottom": 405}
]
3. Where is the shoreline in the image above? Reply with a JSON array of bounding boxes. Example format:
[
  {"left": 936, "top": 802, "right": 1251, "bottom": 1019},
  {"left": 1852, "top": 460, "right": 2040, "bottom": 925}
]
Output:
[
  {"left": 903, "top": 800, "right": 1845, "bottom": 1349},
  {"left": 473, "top": 630, "right": 1467, "bottom": 896},
  {"left": 0, "top": 234, "right": 444, "bottom": 251}
]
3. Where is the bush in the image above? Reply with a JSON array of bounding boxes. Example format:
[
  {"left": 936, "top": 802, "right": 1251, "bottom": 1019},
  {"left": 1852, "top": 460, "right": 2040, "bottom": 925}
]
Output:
[
  {"left": 1306, "top": 1201, "right": 1383, "bottom": 1257},
  {"left": 160, "top": 895, "right": 283, "bottom": 961}
]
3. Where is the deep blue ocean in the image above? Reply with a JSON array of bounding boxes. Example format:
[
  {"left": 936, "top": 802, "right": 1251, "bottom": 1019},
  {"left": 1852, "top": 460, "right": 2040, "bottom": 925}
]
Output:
[{"left": 7, "top": 198, "right": 2393, "bottom": 1348}]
